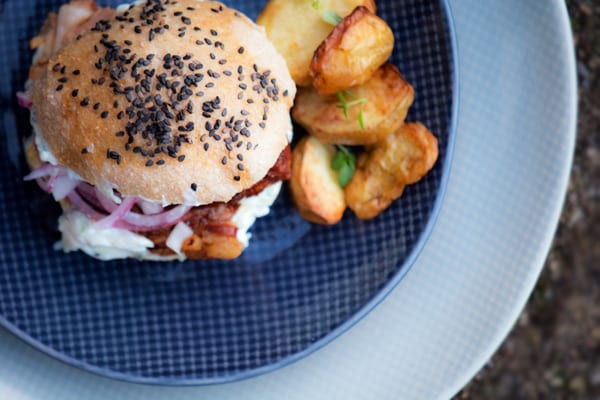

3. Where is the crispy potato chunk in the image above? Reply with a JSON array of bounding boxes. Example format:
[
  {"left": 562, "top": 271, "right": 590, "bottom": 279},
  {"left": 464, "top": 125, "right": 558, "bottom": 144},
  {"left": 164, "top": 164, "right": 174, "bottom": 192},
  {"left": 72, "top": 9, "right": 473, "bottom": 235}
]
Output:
[
  {"left": 290, "top": 136, "right": 346, "bottom": 224},
  {"left": 345, "top": 122, "right": 439, "bottom": 220},
  {"left": 257, "top": 0, "right": 376, "bottom": 86},
  {"left": 293, "top": 63, "right": 414, "bottom": 145},
  {"left": 311, "top": 6, "right": 395, "bottom": 95}
]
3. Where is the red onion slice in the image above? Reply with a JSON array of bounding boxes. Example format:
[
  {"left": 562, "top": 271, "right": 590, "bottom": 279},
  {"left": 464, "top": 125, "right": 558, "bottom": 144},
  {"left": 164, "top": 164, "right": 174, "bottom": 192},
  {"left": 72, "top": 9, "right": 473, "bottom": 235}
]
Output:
[
  {"left": 93, "top": 197, "right": 137, "bottom": 230},
  {"left": 122, "top": 205, "right": 191, "bottom": 230},
  {"left": 24, "top": 164, "right": 62, "bottom": 181},
  {"left": 67, "top": 191, "right": 107, "bottom": 221},
  {"left": 51, "top": 174, "right": 79, "bottom": 201},
  {"left": 16, "top": 92, "right": 32, "bottom": 109}
]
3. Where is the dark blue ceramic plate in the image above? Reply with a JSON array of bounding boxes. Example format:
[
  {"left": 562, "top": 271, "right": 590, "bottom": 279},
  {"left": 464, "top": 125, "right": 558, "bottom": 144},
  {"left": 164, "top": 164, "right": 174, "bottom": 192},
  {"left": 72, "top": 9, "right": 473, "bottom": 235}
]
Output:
[{"left": 0, "top": 0, "right": 458, "bottom": 385}]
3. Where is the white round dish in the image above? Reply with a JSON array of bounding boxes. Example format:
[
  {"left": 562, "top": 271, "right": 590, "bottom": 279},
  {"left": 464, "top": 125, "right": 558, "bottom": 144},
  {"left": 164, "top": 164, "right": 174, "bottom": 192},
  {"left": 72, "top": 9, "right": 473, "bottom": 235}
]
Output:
[{"left": 0, "top": 0, "right": 576, "bottom": 398}]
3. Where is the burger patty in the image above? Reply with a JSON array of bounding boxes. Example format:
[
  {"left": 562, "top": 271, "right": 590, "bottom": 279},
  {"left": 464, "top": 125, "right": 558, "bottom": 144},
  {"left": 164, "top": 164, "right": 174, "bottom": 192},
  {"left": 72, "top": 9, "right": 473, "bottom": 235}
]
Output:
[{"left": 144, "top": 145, "right": 291, "bottom": 257}]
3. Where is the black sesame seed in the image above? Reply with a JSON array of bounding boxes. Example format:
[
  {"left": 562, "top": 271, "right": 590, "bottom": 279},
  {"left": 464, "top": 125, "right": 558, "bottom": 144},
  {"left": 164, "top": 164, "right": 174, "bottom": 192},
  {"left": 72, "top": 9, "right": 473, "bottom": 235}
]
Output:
[
  {"left": 182, "top": 16, "right": 191, "bottom": 25},
  {"left": 52, "top": 63, "right": 61, "bottom": 72},
  {"left": 221, "top": 156, "right": 227, "bottom": 165},
  {"left": 101, "top": 111, "right": 109, "bottom": 118},
  {"left": 145, "top": 160, "right": 154, "bottom": 167},
  {"left": 178, "top": 155, "right": 185, "bottom": 162},
  {"left": 80, "top": 98, "right": 90, "bottom": 106},
  {"left": 93, "top": 103, "right": 101, "bottom": 110},
  {"left": 134, "top": 26, "right": 142, "bottom": 34},
  {"left": 203, "top": 143, "right": 209, "bottom": 151},
  {"left": 56, "top": 85, "right": 64, "bottom": 91},
  {"left": 234, "top": 176, "right": 240, "bottom": 181},
  {"left": 124, "top": 40, "right": 132, "bottom": 46},
  {"left": 156, "top": 159, "right": 165, "bottom": 165},
  {"left": 174, "top": 11, "right": 182, "bottom": 16},
  {"left": 191, "top": 183, "right": 197, "bottom": 191},
  {"left": 60, "top": 66, "right": 66, "bottom": 74},
  {"left": 72, "top": 69, "right": 80, "bottom": 75},
  {"left": 71, "top": 89, "right": 79, "bottom": 97},
  {"left": 58, "top": 77, "right": 68, "bottom": 83}
]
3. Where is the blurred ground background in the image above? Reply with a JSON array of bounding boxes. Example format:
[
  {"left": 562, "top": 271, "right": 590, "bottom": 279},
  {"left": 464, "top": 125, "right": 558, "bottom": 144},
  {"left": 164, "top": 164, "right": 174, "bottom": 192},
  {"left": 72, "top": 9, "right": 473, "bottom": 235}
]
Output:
[{"left": 455, "top": 1, "right": 600, "bottom": 399}]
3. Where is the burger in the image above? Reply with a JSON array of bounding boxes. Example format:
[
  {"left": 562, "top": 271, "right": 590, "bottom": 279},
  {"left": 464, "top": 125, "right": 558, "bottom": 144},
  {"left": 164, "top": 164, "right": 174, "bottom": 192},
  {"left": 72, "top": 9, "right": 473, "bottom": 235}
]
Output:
[{"left": 21, "top": 0, "right": 296, "bottom": 261}]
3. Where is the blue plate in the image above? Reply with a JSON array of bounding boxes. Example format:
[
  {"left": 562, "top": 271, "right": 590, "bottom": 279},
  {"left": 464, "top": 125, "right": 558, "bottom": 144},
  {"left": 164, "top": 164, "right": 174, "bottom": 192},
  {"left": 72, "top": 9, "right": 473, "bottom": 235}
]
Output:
[{"left": 0, "top": 0, "right": 457, "bottom": 385}]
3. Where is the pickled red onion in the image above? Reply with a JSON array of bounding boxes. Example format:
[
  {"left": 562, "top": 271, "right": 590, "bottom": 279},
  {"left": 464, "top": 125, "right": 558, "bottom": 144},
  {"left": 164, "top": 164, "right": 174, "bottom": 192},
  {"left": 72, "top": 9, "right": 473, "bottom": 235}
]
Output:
[{"left": 16, "top": 92, "right": 32, "bottom": 109}]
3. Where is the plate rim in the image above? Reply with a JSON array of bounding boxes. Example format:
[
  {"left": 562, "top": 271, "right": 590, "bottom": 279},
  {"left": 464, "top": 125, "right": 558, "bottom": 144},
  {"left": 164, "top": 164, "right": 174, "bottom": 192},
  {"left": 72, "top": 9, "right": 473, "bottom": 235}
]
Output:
[{"left": 0, "top": 0, "right": 460, "bottom": 386}]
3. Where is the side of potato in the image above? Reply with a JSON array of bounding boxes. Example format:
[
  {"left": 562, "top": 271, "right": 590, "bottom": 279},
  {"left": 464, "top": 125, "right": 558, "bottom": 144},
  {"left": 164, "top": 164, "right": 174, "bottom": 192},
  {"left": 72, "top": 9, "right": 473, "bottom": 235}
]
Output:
[
  {"left": 293, "top": 63, "right": 414, "bottom": 145},
  {"left": 257, "top": 0, "right": 376, "bottom": 86},
  {"left": 311, "top": 6, "right": 395, "bottom": 95},
  {"left": 289, "top": 136, "right": 346, "bottom": 225},
  {"left": 345, "top": 122, "right": 439, "bottom": 220}
]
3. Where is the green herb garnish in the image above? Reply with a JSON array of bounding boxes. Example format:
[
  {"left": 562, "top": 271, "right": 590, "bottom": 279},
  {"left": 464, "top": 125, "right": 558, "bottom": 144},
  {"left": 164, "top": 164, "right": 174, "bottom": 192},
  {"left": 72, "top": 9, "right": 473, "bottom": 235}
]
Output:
[
  {"left": 321, "top": 10, "right": 343, "bottom": 25},
  {"left": 336, "top": 90, "right": 367, "bottom": 129},
  {"left": 331, "top": 145, "right": 356, "bottom": 188},
  {"left": 311, "top": 1, "right": 342, "bottom": 25}
]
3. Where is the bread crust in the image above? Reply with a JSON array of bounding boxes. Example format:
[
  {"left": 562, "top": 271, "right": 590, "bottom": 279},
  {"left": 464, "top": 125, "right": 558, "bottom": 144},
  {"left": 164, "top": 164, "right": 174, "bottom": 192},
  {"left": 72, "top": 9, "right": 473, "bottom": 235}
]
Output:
[{"left": 31, "top": 0, "right": 296, "bottom": 206}]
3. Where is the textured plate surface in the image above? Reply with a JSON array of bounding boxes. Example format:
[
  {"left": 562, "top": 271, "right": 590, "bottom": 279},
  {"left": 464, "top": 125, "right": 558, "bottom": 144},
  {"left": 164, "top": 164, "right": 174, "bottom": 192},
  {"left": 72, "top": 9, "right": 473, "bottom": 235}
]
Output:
[{"left": 0, "top": 0, "right": 456, "bottom": 383}]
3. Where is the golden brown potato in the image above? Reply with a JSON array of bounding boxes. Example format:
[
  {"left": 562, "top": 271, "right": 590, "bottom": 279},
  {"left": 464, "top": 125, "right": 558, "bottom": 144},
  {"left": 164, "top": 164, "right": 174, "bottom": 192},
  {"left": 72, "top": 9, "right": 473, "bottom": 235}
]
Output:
[
  {"left": 289, "top": 136, "right": 346, "bottom": 224},
  {"left": 293, "top": 63, "right": 414, "bottom": 145},
  {"left": 345, "top": 122, "right": 439, "bottom": 220},
  {"left": 311, "top": 6, "right": 395, "bottom": 95},
  {"left": 257, "top": 0, "right": 376, "bottom": 86}
]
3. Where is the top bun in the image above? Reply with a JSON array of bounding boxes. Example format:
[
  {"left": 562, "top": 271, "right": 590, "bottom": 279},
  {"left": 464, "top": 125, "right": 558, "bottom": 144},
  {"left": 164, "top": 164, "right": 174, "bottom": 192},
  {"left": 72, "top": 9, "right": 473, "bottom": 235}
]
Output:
[{"left": 31, "top": 0, "right": 295, "bottom": 205}]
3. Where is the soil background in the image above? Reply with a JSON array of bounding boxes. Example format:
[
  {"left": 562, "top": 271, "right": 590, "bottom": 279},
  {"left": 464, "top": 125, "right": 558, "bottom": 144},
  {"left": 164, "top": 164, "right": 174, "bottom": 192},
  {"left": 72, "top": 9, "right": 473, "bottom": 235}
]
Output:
[{"left": 455, "top": 1, "right": 600, "bottom": 399}]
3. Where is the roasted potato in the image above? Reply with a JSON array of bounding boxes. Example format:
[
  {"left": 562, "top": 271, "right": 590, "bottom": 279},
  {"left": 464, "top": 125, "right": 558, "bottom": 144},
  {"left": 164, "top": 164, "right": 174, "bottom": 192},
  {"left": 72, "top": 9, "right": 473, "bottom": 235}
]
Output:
[
  {"left": 311, "top": 6, "right": 395, "bottom": 95},
  {"left": 293, "top": 63, "right": 414, "bottom": 145},
  {"left": 345, "top": 122, "right": 439, "bottom": 220},
  {"left": 257, "top": 0, "right": 376, "bottom": 86},
  {"left": 289, "top": 136, "right": 346, "bottom": 225}
]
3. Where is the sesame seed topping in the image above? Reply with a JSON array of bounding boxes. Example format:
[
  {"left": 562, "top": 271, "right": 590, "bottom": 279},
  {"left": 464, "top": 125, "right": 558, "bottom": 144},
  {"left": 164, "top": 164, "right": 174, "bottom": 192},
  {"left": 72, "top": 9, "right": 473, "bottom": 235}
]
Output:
[
  {"left": 191, "top": 183, "right": 197, "bottom": 191},
  {"left": 71, "top": 89, "right": 79, "bottom": 97},
  {"left": 101, "top": 111, "right": 109, "bottom": 119},
  {"left": 56, "top": 85, "right": 63, "bottom": 91}
]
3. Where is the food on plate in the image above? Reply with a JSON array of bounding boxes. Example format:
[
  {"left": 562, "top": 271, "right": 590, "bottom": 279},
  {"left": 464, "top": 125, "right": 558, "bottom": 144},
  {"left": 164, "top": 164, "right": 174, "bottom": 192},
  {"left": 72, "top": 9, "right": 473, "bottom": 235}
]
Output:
[
  {"left": 310, "top": 6, "right": 394, "bottom": 95},
  {"left": 345, "top": 122, "right": 439, "bottom": 220},
  {"left": 289, "top": 136, "right": 346, "bottom": 224},
  {"left": 21, "top": 0, "right": 296, "bottom": 261},
  {"left": 257, "top": 0, "right": 376, "bottom": 86},
  {"left": 292, "top": 63, "right": 414, "bottom": 145}
]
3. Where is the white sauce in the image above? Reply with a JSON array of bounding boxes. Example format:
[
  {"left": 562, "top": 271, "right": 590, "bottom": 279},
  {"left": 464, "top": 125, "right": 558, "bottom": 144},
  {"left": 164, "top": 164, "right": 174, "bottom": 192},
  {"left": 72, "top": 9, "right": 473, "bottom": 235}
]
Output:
[
  {"left": 58, "top": 210, "right": 176, "bottom": 261},
  {"left": 232, "top": 181, "right": 282, "bottom": 247}
]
